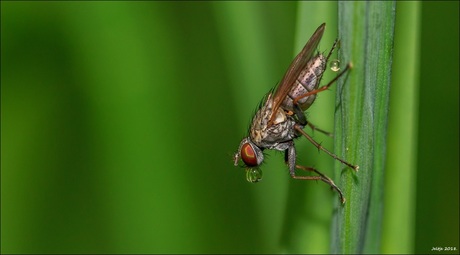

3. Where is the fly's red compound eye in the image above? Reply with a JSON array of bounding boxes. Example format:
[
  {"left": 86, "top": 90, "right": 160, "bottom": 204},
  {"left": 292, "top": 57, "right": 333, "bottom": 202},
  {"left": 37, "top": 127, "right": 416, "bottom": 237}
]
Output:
[{"left": 241, "top": 143, "right": 258, "bottom": 167}]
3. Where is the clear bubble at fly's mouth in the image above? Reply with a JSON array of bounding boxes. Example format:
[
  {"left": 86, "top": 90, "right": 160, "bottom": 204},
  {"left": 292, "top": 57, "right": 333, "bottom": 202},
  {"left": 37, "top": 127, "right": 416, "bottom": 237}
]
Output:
[{"left": 246, "top": 168, "right": 263, "bottom": 183}]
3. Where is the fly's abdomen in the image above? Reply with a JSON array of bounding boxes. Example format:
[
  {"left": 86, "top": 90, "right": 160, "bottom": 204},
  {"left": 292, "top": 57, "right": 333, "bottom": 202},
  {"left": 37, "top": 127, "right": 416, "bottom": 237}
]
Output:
[{"left": 282, "top": 54, "right": 326, "bottom": 112}]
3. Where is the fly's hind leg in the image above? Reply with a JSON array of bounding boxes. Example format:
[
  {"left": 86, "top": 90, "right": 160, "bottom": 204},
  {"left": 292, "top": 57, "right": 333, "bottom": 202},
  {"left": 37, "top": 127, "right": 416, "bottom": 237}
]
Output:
[
  {"left": 293, "top": 62, "right": 352, "bottom": 107},
  {"left": 293, "top": 39, "right": 352, "bottom": 107}
]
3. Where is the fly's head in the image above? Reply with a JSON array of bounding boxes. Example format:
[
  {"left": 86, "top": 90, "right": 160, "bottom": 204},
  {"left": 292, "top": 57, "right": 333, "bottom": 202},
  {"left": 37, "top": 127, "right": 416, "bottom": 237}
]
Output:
[
  {"left": 233, "top": 93, "right": 291, "bottom": 183},
  {"left": 233, "top": 137, "right": 264, "bottom": 183}
]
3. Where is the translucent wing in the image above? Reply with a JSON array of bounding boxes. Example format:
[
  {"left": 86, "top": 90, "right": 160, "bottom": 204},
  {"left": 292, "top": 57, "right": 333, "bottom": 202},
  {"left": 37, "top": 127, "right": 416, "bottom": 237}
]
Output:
[{"left": 268, "top": 23, "right": 325, "bottom": 126}]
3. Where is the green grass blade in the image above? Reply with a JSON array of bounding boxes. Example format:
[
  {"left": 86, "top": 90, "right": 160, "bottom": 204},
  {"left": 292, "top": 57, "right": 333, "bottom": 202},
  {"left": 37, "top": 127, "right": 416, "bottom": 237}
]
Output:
[{"left": 332, "top": 1, "right": 396, "bottom": 253}]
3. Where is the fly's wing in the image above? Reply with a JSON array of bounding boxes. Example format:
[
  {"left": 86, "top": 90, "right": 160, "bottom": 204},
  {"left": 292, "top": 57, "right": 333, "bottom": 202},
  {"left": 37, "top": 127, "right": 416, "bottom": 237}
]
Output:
[{"left": 268, "top": 23, "right": 325, "bottom": 126}]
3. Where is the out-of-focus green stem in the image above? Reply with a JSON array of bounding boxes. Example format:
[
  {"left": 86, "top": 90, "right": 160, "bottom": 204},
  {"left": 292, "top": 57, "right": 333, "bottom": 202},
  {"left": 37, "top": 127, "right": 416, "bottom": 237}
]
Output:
[{"left": 382, "top": 2, "right": 420, "bottom": 253}]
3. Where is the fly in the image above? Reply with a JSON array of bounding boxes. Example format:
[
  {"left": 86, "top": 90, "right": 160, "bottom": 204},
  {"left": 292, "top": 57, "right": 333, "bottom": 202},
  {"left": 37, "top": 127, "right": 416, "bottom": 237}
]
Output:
[{"left": 233, "top": 23, "right": 359, "bottom": 204}]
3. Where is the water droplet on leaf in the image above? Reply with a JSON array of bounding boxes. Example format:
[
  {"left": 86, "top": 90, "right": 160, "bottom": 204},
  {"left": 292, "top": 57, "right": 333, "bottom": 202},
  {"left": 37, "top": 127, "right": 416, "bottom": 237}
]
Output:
[{"left": 330, "top": 59, "right": 341, "bottom": 72}]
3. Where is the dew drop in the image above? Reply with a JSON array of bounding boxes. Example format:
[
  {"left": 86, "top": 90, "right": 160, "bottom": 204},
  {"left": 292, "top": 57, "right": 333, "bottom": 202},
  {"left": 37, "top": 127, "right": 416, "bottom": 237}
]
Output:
[
  {"left": 246, "top": 168, "right": 263, "bottom": 183},
  {"left": 330, "top": 59, "right": 341, "bottom": 72}
]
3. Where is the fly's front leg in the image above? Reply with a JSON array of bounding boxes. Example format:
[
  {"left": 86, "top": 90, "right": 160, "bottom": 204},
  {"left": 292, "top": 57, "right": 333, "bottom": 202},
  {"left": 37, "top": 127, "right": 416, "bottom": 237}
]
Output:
[
  {"left": 285, "top": 142, "right": 297, "bottom": 176},
  {"left": 295, "top": 165, "right": 346, "bottom": 204}
]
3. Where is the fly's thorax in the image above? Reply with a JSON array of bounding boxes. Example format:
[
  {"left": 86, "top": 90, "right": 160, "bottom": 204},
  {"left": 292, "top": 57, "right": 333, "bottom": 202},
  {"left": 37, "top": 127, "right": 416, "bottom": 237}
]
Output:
[
  {"left": 249, "top": 95, "right": 296, "bottom": 148},
  {"left": 250, "top": 95, "right": 279, "bottom": 144},
  {"left": 282, "top": 54, "right": 327, "bottom": 112}
]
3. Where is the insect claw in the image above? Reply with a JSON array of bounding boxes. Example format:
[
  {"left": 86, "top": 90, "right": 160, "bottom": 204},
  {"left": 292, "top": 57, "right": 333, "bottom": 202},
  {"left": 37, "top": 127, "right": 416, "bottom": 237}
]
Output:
[{"left": 348, "top": 62, "right": 354, "bottom": 69}]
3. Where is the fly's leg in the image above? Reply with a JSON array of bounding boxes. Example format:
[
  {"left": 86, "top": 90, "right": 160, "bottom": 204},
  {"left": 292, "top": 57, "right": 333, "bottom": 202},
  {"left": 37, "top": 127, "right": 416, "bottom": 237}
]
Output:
[
  {"left": 307, "top": 122, "right": 333, "bottom": 137},
  {"left": 293, "top": 103, "right": 307, "bottom": 125},
  {"left": 325, "top": 39, "right": 340, "bottom": 63},
  {"left": 294, "top": 124, "right": 359, "bottom": 171},
  {"left": 285, "top": 143, "right": 345, "bottom": 204},
  {"left": 294, "top": 165, "right": 346, "bottom": 204}
]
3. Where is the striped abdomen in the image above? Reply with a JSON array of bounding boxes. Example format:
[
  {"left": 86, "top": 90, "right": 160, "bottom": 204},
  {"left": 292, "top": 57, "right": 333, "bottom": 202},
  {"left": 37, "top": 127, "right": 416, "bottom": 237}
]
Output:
[{"left": 282, "top": 54, "right": 327, "bottom": 112}]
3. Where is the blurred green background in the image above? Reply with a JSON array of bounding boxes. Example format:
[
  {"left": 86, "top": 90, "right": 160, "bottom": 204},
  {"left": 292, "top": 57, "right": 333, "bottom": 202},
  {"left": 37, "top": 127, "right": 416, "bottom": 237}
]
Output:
[{"left": 1, "top": 1, "right": 458, "bottom": 254}]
